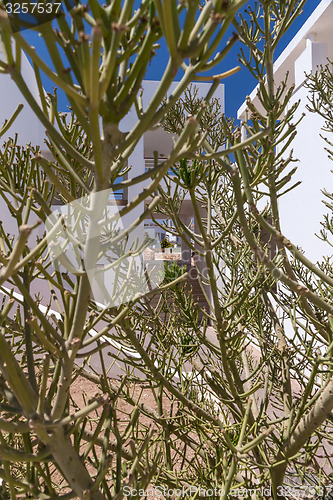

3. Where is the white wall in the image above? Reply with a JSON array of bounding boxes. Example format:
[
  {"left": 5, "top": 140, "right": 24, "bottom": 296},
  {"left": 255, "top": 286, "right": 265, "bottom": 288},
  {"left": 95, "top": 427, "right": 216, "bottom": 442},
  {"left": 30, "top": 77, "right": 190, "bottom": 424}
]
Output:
[
  {"left": 279, "top": 38, "right": 332, "bottom": 263},
  {"left": 0, "top": 47, "right": 47, "bottom": 239},
  {"left": 0, "top": 48, "right": 45, "bottom": 147}
]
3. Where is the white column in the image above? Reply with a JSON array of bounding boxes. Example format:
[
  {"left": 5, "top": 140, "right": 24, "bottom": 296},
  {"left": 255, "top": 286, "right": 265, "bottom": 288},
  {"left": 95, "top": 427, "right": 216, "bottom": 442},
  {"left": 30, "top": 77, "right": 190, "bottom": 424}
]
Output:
[{"left": 295, "top": 34, "right": 328, "bottom": 88}]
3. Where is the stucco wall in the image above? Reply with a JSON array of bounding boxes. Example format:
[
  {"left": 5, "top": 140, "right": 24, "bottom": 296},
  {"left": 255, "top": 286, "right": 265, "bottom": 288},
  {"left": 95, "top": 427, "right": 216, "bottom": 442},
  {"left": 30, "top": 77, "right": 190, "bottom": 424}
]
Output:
[
  {"left": 0, "top": 48, "right": 45, "bottom": 147},
  {"left": 278, "top": 39, "right": 332, "bottom": 262}
]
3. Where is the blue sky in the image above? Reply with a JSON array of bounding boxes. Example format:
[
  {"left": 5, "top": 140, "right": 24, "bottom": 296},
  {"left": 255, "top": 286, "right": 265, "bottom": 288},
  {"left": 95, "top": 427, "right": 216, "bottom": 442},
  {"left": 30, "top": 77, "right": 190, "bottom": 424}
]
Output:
[{"left": 22, "top": 0, "right": 323, "bottom": 121}]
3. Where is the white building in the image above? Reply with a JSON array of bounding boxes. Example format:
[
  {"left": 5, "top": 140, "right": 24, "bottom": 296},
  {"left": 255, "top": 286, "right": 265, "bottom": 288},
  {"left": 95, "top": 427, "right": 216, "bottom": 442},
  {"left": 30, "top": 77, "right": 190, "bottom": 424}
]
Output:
[
  {"left": 0, "top": 54, "right": 224, "bottom": 254},
  {"left": 237, "top": 0, "right": 333, "bottom": 263},
  {"left": 0, "top": 49, "right": 45, "bottom": 148},
  {"left": 120, "top": 80, "right": 224, "bottom": 268},
  {"left": 0, "top": 54, "right": 224, "bottom": 307}
]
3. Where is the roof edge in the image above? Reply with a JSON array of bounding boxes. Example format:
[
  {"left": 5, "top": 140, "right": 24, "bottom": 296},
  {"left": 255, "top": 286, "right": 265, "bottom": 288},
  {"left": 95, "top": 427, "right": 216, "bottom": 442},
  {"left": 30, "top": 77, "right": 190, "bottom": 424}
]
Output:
[{"left": 237, "top": 0, "right": 333, "bottom": 120}]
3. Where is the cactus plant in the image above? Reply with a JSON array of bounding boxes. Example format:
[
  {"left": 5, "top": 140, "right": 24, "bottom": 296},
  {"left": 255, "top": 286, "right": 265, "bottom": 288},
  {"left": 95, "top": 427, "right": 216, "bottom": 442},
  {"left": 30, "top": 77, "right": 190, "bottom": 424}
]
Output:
[{"left": 0, "top": 1, "right": 333, "bottom": 499}]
